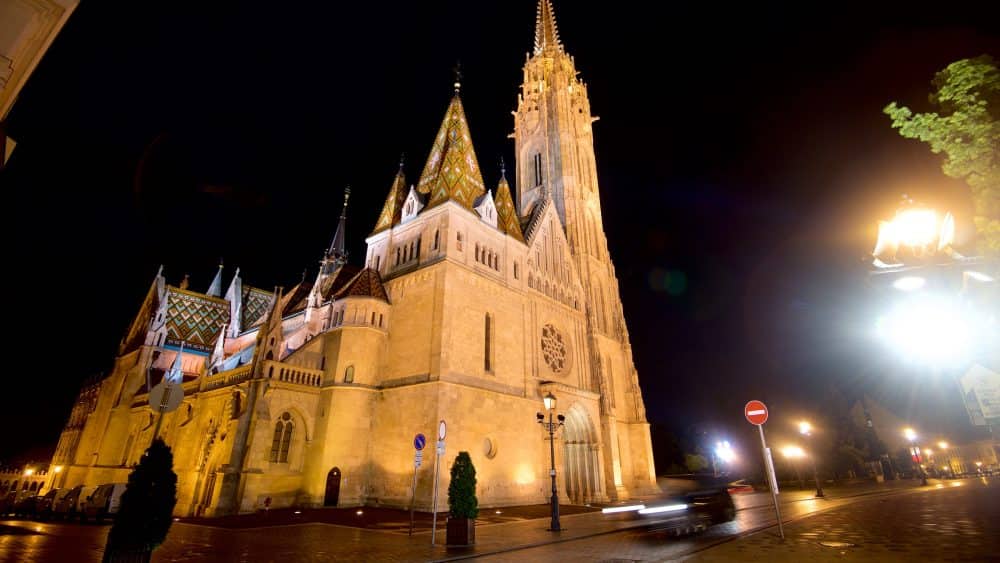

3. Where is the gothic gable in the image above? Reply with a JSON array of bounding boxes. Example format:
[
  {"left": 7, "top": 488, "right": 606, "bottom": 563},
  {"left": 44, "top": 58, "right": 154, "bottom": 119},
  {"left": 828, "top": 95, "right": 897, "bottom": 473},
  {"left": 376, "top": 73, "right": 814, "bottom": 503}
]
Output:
[{"left": 524, "top": 201, "right": 585, "bottom": 310}]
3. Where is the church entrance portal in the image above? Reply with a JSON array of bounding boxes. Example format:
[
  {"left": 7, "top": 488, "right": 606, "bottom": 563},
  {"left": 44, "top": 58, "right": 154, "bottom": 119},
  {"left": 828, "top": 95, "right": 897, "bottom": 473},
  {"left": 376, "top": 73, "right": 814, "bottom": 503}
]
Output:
[
  {"left": 324, "top": 467, "right": 341, "bottom": 506},
  {"left": 562, "top": 404, "right": 603, "bottom": 503}
]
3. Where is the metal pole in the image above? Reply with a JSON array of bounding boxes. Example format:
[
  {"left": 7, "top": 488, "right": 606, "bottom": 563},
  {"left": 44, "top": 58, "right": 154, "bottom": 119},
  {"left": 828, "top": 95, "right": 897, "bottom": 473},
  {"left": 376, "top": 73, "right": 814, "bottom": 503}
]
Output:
[
  {"left": 408, "top": 463, "right": 418, "bottom": 536},
  {"left": 811, "top": 455, "right": 825, "bottom": 497},
  {"left": 430, "top": 444, "right": 441, "bottom": 546},
  {"left": 759, "top": 424, "right": 784, "bottom": 539},
  {"left": 150, "top": 384, "right": 172, "bottom": 445},
  {"left": 548, "top": 411, "right": 561, "bottom": 531}
]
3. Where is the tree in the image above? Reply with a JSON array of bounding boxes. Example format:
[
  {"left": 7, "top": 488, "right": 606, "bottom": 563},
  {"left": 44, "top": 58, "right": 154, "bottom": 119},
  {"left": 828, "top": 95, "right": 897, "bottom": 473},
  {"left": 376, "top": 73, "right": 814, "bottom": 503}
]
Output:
[
  {"left": 103, "top": 438, "right": 178, "bottom": 563},
  {"left": 684, "top": 453, "right": 709, "bottom": 473},
  {"left": 447, "top": 451, "right": 478, "bottom": 519},
  {"left": 884, "top": 55, "right": 1000, "bottom": 253}
]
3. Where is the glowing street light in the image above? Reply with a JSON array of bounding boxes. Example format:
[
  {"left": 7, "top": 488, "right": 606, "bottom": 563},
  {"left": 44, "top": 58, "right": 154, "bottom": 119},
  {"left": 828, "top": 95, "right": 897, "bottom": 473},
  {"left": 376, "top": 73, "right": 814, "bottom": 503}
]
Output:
[
  {"left": 53, "top": 465, "right": 63, "bottom": 473},
  {"left": 781, "top": 446, "right": 805, "bottom": 458},
  {"left": 798, "top": 420, "right": 825, "bottom": 497},
  {"left": 937, "top": 441, "right": 948, "bottom": 450},
  {"left": 715, "top": 441, "right": 736, "bottom": 463},
  {"left": 23, "top": 468, "right": 34, "bottom": 477},
  {"left": 903, "top": 427, "right": 917, "bottom": 442}
]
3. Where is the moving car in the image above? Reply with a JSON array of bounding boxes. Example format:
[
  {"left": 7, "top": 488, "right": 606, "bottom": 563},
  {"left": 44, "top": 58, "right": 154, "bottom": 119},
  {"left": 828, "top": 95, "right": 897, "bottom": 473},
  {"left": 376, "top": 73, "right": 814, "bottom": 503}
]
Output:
[{"left": 602, "top": 476, "right": 736, "bottom": 535}]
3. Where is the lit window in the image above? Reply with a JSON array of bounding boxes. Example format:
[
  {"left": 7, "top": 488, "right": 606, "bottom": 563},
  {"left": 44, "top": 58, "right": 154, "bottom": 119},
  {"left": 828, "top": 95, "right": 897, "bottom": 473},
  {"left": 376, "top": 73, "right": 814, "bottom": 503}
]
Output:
[{"left": 270, "top": 412, "right": 293, "bottom": 463}]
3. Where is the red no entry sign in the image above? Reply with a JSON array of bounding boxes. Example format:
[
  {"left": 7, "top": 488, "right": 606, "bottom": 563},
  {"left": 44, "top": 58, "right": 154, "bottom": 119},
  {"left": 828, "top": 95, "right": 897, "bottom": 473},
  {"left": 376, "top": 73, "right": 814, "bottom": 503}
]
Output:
[{"left": 745, "top": 400, "right": 768, "bottom": 425}]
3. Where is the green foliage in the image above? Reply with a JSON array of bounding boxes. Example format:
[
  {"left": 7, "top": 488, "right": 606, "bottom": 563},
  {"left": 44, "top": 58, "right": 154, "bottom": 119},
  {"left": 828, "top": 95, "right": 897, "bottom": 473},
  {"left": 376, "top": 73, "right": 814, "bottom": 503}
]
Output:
[
  {"left": 447, "top": 451, "right": 478, "bottom": 519},
  {"left": 684, "top": 453, "right": 709, "bottom": 473},
  {"left": 106, "top": 438, "right": 178, "bottom": 552},
  {"left": 884, "top": 55, "right": 1000, "bottom": 254}
]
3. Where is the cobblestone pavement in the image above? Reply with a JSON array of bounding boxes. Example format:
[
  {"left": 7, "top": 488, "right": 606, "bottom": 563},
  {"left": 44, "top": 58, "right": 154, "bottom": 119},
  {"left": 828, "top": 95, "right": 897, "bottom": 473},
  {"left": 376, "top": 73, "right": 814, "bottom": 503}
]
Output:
[
  {"left": 0, "top": 478, "right": 966, "bottom": 562},
  {"left": 688, "top": 477, "right": 999, "bottom": 562}
]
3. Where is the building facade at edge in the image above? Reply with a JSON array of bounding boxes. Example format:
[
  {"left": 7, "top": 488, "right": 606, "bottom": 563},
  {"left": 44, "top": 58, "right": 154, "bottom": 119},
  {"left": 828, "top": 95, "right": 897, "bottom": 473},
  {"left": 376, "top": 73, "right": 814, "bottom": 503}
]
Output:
[{"left": 48, "top": 1, "right": 658, "bottom": 516}]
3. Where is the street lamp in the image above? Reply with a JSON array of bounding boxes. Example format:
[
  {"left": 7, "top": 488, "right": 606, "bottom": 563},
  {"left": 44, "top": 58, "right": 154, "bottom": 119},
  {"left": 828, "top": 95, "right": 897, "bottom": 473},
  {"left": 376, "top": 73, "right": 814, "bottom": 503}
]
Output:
[
  {"left": 903, "top": 427, "right": 928, "bottom": 486},
  {"left": 23, "top": 468, "right": 34, "bottom": 477},
  {"left": 937, "top": 442, "right": 951, "bottom": 477},
  {"left": 780, "top": 446, "right": 806, "bottom": 490},
  {"left": 537, "top": 391, "right": 565, "bottom": 532},
  {"left": 798, "top": 421, "right": 825, "bottom": 498},
  {"left": 714, "top": 441, "right": 736, "bottom": 477}
]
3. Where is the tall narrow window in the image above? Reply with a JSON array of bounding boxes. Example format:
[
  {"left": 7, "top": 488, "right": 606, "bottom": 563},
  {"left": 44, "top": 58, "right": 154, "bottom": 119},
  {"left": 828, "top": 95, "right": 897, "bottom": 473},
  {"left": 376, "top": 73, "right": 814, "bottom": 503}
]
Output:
[
  {"left": 396, "top": 247, "right": 401, "bottom": 265},
  {"left": 375, "top": 255, "right": 381, "bottom": 271},
  {"left": 344, "top": 365, "right": 355, "bottom": 383},
  {"left": 433, "top": 229, "right": 440, "bottom": 250},
  {"left": 484, "top": 313, "right": 493, "bottom": 373},
  {"left": 534, "top": 153, "right": 543, "bottom": 186},
  {"left": 371, "top": 311, "right": 376, "bottom": 325},
  {"left": 416, "top": 236, "right": 422, "bottom": 259},
  {"left": 475, "top": 244, "right": 480, "bottom": 262},
  {"left": 514, "top": 262, "right": 519, "bottom": 279},
  {"left": 456, "top": 232, "right": 463, "bottom": 251},
  {"left": 271, "top": 412, "right": 293, "bottom": 463}
]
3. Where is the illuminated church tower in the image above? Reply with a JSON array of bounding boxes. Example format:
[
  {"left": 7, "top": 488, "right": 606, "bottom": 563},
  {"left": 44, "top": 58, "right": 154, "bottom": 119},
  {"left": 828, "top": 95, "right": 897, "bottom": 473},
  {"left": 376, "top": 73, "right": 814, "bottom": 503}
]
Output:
[
  {"left": 46, "top": 0, "right": 657, "bottom": 517},
  {"left": 514, "top": 0, "right": 650, "bottom": 497}
]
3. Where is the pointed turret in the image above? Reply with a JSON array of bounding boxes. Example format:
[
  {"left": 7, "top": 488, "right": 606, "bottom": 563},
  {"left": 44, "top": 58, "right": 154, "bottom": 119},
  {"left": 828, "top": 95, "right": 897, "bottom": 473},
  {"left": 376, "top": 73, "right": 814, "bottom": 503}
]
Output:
[
  {"left": 209, "top": 323, "right": 227, "bottom": 372},
  {"left": 372, "top": 159, "right": 407, "bottom": 234},
  {"left": 225, "top": 267, "right": 242, "bottom": 337},
  {"left": 206, "top": 263, "right": 224, "bottom": 297},
  {"left": 259, "top": 286, "right": 285, "bottom": 362},
  {"left": 417, "top": 90, "right": 486, "bottom": 210},
  {"left": 494, "top": 164, "right": 525, "bottom": 242},
  {"left": 534, "top": 0, "right": 562, "bottom": 55},
  {"left": 165, "top": 342, "right": 185, "bottom": 385},
  {"left": 326, "top": 187, "right": 351, "bottom": 267}
]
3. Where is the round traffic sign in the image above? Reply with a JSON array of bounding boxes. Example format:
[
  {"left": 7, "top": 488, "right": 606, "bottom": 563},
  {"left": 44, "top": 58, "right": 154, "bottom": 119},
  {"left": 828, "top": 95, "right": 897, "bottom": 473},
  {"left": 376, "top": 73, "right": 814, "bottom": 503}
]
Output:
[
  {"left": 744, "top": 400, "right": 768, "bottom": 425},
  {"left": 414, "top": 433, "right": 426, "bottom": 451},
  {"left": 438, "top": 420, "right": 447, "bottom": 440}
]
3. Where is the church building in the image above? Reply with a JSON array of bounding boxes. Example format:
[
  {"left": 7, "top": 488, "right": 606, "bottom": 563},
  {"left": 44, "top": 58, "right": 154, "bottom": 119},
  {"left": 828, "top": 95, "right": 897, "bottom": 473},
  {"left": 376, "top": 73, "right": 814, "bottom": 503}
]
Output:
[{"left": 48, "top": 1, "right": 657, "bottom": 516}]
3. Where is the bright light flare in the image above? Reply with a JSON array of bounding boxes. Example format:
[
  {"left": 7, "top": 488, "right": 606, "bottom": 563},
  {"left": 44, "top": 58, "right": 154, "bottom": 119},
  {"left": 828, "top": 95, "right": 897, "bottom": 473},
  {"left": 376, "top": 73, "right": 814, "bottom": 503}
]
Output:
[
  {"left": 53, "top": 466, "right": 63, "bottom": 473},
  {"left": 965, "top": 271, "right": 995, "bottom": 283},
  {"left": 903, "top": 428, "right": 917, "bottom": 442},
  {"left": 892, "top": 209, "right": 939, "bottom": 247},
  {"left": 938, "top": 441, "right": 948, "bottom": 450},
  {"left": 602, "top": 504, "right": 646, "bottom": 514},
  {"left": 876, "top": 295, "right": 972, "bottom": 366},
  {"left": 798, "top": 421, "right": 812, "bottom": 436},
  {"left": 892, "top": 276, "right": 926, "bottom": 291},
  {"left": 638, "top": 503, "right": 687, "bottom": 515},
  {"left": 23, "top": 468, "right": 34, "bottom": 476},
  {"left": 715, "top": 441, "right": 736, "bottom": 463},
  {"left": 781, "top": 446, "right": 805, "bottom": 459},
  {"left": 924, "top": 449, "right": 933, "bottom": 456}
]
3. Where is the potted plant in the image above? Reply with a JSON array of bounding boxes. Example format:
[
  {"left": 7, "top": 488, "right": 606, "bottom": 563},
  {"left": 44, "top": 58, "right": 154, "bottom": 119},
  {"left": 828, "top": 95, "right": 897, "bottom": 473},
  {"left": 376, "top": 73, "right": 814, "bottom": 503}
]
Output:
[
  {"left": 103, "top": 438, "right": 178, "bottom": 563},
  {"left": 446, "top": 451, "right": 478, "bottom": 546}
]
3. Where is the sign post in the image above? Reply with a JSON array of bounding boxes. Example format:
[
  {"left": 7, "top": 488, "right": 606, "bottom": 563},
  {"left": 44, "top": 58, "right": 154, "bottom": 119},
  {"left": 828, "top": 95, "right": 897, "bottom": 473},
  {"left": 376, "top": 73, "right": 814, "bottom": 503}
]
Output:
[
  {"left": 431, "top": 420, "right": 446, "bottom": 546},
  {"left": 409, "top": 433, "right": 426, "bottom": 536},
  {"left": 745, "top": 400, "right": 784, "bottom": 540}
]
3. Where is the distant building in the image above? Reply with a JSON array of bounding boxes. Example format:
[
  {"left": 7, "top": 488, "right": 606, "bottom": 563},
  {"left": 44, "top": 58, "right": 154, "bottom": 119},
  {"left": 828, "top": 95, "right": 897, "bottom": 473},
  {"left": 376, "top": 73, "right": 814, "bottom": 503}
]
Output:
[{"left": 48, "top": 2, "right": 657, "bottom": 516}]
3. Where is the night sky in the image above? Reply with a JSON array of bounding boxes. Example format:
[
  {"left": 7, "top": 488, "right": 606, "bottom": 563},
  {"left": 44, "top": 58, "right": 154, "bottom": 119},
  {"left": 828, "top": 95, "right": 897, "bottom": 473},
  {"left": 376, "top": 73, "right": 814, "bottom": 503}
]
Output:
[{"left": 2, "top": 2, "right": 998, "bottom": 463}]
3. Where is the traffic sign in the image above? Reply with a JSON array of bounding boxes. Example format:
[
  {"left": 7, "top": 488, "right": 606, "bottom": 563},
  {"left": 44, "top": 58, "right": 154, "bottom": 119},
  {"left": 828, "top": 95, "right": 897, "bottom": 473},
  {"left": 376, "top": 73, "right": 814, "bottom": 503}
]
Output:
[
  {"left": 436, "top": 440, "right": 445, "bottom": 455},
  {"left": 149, "top": 381, "right": 183, "bottom": 413},
  {"left": 438, "top": 420, "right": 447, "bottom": 440},
  {"left": 744, "top": 400, "right": 768, "bottom": 425},
  {"left": 414, "top": 433, "right": 426, "bottom": 451},
  {"left": 415, "top": 450, "right": 423, "bottom": 467}
]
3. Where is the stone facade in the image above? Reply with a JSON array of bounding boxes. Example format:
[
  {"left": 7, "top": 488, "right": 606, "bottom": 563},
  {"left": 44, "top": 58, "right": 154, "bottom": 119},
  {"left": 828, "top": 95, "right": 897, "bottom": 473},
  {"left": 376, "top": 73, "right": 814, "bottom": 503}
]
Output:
[{"left": 48, "top": 1, "right": 658, "bottom": 516}]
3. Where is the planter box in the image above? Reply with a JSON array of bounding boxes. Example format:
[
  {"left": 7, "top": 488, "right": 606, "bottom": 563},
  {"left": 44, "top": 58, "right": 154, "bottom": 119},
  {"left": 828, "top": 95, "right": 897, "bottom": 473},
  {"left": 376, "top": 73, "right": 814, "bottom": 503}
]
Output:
[{"left": 446, "top": 517, "right": 475, "bottom": 546}]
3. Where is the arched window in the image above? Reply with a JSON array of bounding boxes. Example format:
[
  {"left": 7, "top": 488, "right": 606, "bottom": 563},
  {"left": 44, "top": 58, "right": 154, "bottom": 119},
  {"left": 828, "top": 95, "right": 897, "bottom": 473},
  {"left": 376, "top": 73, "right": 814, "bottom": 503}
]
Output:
[
  {"left": 514, "top": 262, "right": 519, "bottom": 279},
  {"left": 344, "top": 365, "right": 355, "bottom": 383},
  {"left": 433, "top": 229, "right": 440, "bottom": 250},
  {"left": 29, "top": 482, "right": 37, "bottom": 492},
  {"left": 270, "top": 412, "right": 293, "bottom": 463},
  {"left": 475, "top": 244, "right": 480, "bottom": 262},
  {"left": 456, "top": 232, "right": 463, "bottom": 251},
  {"left": 371, "top": 312, "right": 376, "bottom": 325}
]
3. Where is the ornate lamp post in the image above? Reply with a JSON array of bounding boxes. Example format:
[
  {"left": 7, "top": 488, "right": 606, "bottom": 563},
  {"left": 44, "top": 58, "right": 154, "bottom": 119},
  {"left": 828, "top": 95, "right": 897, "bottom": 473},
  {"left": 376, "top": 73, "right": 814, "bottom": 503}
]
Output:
[
  {"left": 537, "top": 391, "right": 565, "bottom": 532},
  {"left": 798, "top": 421, "right": 825, "bottom": 498}
]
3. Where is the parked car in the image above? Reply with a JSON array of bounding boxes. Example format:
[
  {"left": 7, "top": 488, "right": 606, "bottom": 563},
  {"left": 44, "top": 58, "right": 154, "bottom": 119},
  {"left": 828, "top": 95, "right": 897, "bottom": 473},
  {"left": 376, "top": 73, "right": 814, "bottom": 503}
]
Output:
[
  {"left": 35, "top": 488, "right": 61, "bottom": 519},
  {"left": 83, "top": 483, "right": 127, "bottom": 523},
  {"left": 72, "top": 486, "right": 97, "bottom": 522},
  {"left": 53, "top": 485, "right": 87, "bottom": 519},
  {"left": 0, "top": 490, "right": 18, "bottom": 516},
  {"left": 12, "top": 495, "right": 40, "bottom": 518}
]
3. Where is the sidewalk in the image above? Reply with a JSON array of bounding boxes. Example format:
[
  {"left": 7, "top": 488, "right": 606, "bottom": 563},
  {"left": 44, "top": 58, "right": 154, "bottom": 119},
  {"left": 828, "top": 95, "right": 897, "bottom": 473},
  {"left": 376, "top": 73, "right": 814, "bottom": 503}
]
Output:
[{"left": 684, "top": 477, "right": 998, "bottom": 562}]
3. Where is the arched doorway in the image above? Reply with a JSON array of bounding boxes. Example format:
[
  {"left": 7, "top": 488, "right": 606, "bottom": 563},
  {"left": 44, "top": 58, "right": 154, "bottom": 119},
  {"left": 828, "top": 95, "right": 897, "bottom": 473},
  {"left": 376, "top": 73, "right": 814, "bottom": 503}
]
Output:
[
  {"left": 324, "top": 467, "right": 341, "bottom": 507},
  {"left": 562, "top": 403, "right": 603, "bottom": 503}
]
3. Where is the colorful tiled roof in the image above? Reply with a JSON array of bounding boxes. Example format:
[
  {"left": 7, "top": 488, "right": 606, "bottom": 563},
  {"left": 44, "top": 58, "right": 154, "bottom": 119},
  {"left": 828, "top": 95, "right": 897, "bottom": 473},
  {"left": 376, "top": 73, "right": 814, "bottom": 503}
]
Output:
[
  {"left": 372, "top": 168, "right": 407, "bottom": 234},
  {"left": 494, "top": 174, "right": 525, "bottom": 242},
  {"left": 242, "top": 286, "right": 273, "bottom": 329},
  {"left": 165, "top": 287, "right": 229, "bottom": 353},
  {"left": 333, "top": 268, "right": 390, "bottom": 303},
  {"left": 417, "top": 94, "right": 485, "bottom": 210}
]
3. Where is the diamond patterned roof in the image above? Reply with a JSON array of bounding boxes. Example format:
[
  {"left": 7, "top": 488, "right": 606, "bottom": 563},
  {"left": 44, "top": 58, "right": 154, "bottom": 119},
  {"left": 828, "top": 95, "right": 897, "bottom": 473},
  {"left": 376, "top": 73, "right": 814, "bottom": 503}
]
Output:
[
  {"left": 372, "top": 168, "right": 407, "bottom": 234},
  {"left": 333, "top": 268, "right": 390, "bottom": 303},
  {"left": 417, "top": 94, "right": 485, "bottom": 210},
  {"left": 165, "top": 287, "right": 229, "bottom": 353},
  {"left": 242, "top": 286, "right": 273, "bottom": 329},
  {"left": 494, "top": 175, "right": 525, "bottom": 242}
]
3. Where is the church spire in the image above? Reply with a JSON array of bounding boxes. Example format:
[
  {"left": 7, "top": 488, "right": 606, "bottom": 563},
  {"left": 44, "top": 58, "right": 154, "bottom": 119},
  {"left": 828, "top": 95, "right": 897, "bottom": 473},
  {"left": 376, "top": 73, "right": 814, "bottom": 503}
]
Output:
[
  {"left": 206, "top": 262, "right": 224, "bottom": 297},
  {"left": 372, "top": 158, "right": 407, "bottom": 234},
  {"left": 417, "top": 88, "right": 485, "bottom": 210},
  {"left": 533, "top": 0, "right": 562, "bottom": 55},
  {"left": 494, "top": 160, "right": 525, "bottom": 242},
  {"left": 326, "top": 187, "right": 351, "bottom": 265}
]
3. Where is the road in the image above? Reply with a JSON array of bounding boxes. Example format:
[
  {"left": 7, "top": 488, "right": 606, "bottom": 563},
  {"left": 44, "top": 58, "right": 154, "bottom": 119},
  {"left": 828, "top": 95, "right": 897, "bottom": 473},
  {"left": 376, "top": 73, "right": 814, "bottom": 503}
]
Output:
[{"left": 0, "top": 478, "right": 993, "bottom": 562}]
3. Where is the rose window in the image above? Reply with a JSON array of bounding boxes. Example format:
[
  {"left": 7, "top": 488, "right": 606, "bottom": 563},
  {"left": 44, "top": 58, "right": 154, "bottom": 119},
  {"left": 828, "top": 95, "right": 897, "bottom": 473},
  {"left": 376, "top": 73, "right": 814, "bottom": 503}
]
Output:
[{"left": 541, "top": 324, "right": 567, "bottom": 373}]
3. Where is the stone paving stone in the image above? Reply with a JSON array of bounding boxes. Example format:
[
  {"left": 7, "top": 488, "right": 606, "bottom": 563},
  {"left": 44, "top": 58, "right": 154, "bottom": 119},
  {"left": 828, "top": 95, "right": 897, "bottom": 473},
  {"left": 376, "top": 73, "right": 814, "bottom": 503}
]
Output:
[{"left": 687, "top": 478, "right": 999, "bottom": 562}]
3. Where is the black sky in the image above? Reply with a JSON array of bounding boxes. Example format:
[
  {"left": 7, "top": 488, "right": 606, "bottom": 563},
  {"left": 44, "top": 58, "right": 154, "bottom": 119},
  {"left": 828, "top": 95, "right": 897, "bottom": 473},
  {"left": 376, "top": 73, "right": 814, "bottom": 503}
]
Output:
[{"left": 2, "top": 1, "right": 998, "bottom": 462}]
